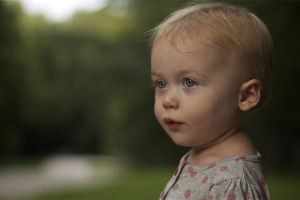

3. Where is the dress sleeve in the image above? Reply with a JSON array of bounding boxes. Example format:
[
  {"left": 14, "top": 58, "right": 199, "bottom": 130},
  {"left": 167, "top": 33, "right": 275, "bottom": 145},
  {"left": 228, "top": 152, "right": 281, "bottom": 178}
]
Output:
[{"left": 209, "top": 177, "right": 269, "bottom": 200}]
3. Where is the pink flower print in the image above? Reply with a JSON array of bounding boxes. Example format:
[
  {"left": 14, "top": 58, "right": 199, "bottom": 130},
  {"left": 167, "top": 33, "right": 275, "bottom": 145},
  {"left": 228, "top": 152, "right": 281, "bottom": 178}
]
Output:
[
  {"left": 209, "top": 183, "right": 214, "bottom": 191},
  {"left": 209, "top": 194, "right": 214, "bottom": 200},
  {"left": 174, "top": 168, "right": 179, "bottom": 176},
  {"left": 180, "top": 159, "right": 186, "bottom": 166},
  {"left": 191, "top": 171, "right": 197, "bottom": 177},
  {"left": 202, "top": 176, "right": 208, "bottom": 183},
  {"left": 260, "top": 176, "right": 267, "bottom": 185},
  {"left": 227, "top": 193, "right": 236, "bottom": 200},
  {"left": 244, "top": 192, "right": 250, "bottom": 200},
  {"left": 235, "top": 155, "right": 245, "bottom": 161},
  {"left": 208, "top": 163, "right": 216, "bottom": 169},
  {"left": 188, "top": 166, "right": 197, "bottom": 177},
  {"left": 172, "top": 183, "right": 179, "bottom": 191},
  {"left": 235, "top": 177, "right": 240, "bottom": 180},
  {"left": 258, "top": 191, "right": 264, "bottom": 199},
  {"left": 160, "top": 191, "right": 165, "bottom": 199},
  {"left": 249, "top": 170, "right": 253, "bottom": 176},
  {"left": 184, "top": 189, "right": 191, "bottom": 198},
  {"left": 222, "top": 180, "right": 228, "bottom": 184},
  {"left": 220, "top": 166, "right": 229, "bottom": 172}
]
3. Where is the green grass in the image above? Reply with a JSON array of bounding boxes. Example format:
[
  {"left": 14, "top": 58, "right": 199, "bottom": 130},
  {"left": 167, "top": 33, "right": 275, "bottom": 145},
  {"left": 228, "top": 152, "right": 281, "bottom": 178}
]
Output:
[
  {"left": 32, "top": 167, "right": 172, "bottom": 200},
  {"left": 29, "top": 168, "right": 300, "bottom": 200},
  {"left": 268, "top": 171, "right": 300, "bottom": 200}
]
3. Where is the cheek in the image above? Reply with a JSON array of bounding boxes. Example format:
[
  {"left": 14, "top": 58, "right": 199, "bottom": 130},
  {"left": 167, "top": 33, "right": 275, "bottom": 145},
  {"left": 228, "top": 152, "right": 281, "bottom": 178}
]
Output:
[
  {"left": 184, "top": 106, "right": 211, "bottom": 126},
  {"left": 182, "top": 94, "right": 230, "bottom": 125},
  {"left": 154, "top": 101, "right": 162, "bottom": 121}
]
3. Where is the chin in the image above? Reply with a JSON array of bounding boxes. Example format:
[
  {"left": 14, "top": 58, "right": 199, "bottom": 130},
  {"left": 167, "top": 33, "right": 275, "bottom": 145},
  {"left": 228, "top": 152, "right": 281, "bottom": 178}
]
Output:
[
  {"left": 171, "top": 138, "right": 193, "bottom": 147},
  {"left": 167, "top": 131, "right": 196, "bottom": 147}
]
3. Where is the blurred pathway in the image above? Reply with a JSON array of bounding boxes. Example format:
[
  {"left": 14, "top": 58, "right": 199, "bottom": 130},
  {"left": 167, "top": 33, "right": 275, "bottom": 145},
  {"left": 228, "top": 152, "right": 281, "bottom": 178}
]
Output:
[{"left": 0, "top": 155, "right": 120, "bottom": 199}]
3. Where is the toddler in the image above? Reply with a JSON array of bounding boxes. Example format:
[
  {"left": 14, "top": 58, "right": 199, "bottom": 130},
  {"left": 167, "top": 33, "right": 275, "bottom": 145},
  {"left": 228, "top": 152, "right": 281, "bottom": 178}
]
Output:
[{"left": 150, "top": 2, "right": 274, "bottom": 200}]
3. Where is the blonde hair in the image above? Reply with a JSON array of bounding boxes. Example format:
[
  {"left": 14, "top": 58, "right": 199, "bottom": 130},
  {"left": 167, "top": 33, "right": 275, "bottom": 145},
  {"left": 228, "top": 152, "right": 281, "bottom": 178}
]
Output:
[{"left": 150, "top": 2, "right": 275, "bottom": 108}]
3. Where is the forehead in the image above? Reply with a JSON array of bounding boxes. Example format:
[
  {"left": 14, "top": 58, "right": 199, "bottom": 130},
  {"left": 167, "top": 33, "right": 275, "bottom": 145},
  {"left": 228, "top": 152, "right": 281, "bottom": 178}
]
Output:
[
  {"left": 151, "top": 38, "right": 227, "bottom": 67},
  {"left": 151, "top": 38, "right": 244, "bottom": 83},
  {"left": 152, "top": 34, "right": 229, "bottom": 58}
]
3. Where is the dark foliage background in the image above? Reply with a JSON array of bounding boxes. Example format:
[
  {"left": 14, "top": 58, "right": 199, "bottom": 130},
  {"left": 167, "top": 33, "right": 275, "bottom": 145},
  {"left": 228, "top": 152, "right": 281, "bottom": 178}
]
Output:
[{"left": 0, "top": 0, "right": 299, "bottom": 170}]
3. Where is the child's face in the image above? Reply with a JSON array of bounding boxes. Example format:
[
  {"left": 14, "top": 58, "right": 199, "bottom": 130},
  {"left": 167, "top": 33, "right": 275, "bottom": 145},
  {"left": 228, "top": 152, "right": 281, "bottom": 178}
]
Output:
[{"left": 151, "top": 39, "right": 244, "bottom": 148}]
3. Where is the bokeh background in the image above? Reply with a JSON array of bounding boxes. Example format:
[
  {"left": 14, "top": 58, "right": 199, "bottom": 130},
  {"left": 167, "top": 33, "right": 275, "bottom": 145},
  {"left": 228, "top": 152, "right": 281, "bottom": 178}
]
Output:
[{"left": 0, "top": 0, "right": 300, "bottom": 199}]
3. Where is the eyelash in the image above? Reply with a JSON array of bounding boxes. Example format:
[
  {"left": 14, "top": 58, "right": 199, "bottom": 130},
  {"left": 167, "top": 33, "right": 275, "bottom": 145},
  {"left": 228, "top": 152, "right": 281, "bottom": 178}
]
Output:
[
  {"left": 153, "top": 80, "right": 166, "bottom": 89},
  {"left": 153, "top": 78, "right": 198, "bottom": 89},
  {"left": 183, "top": 78, "right": 198, "bottom": 87}
]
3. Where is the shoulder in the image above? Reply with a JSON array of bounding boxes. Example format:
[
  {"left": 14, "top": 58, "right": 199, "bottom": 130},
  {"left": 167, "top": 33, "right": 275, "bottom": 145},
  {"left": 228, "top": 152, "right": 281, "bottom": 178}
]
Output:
[
  {"left": 163, "top": 154, "right": 269, "bottom": 200},
  {"left": 208, "top": 155, "right": 263, "bottom": 183},
  {"left": 206, "top": 155, "right": 270, "bottom": 200}
]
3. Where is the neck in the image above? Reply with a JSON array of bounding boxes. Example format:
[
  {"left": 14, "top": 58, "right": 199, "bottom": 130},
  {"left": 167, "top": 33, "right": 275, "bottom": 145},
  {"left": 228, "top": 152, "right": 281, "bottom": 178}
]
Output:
[{"left": 187, "top": 127, "right": 256, "bottom": 166}]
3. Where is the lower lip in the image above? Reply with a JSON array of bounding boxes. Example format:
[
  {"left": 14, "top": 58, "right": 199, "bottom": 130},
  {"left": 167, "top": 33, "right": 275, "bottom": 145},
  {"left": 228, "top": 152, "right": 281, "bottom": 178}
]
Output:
[{"left": 166, "top": 122, "right": 182, "bottom": 129}]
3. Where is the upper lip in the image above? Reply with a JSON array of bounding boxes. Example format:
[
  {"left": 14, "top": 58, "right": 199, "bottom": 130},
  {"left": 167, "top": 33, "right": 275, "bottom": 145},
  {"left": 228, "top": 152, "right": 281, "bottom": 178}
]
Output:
[{"left": 164, "top": 117, "right": 182, "bottom": 124}]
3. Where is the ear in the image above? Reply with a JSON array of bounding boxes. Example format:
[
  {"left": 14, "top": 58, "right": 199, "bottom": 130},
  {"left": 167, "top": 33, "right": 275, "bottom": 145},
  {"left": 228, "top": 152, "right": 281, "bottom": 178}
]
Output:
[{"left": 238, "top": 79, "right": 261, "bottom": 111}]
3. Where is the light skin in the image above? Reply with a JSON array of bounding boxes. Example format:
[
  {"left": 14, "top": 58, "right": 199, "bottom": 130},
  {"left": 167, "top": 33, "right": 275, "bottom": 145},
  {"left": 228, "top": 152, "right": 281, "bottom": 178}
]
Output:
[{"left": 151, "top": 38, "right": 261, "bottom": 166}]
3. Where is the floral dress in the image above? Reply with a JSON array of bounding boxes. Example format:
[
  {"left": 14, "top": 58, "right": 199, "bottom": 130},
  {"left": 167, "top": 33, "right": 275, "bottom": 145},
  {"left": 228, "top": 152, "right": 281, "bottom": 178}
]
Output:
[{"left": 160, "top": 151, "right": 270, "bottom": 200}]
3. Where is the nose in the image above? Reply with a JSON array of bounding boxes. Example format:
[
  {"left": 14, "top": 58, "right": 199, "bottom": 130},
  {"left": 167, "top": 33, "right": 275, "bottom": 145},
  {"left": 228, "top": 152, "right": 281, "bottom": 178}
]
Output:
[{"left": 162, "top": 89, "right": 179, "bottom": 109}]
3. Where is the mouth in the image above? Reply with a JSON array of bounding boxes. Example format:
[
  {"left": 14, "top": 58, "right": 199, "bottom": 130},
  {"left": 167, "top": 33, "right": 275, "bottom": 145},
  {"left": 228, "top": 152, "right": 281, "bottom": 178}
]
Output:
[{"left": 164, "top": 117, "right": 183, "bottom": 129}]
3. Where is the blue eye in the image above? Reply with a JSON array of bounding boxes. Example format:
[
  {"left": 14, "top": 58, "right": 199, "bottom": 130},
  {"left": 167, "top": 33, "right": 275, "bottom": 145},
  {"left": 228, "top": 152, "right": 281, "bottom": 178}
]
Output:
[
  {"left": 157, "top": 81, "right": 167, "bottom": 89},
  {"left": 184, "top": 79, "right": 196, "bottom": 87}
]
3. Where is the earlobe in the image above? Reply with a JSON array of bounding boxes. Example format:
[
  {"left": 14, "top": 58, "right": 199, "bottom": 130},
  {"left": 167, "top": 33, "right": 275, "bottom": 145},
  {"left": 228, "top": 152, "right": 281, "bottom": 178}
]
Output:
[{"left": 238, "top": 79, "right": 261, "bottom": 111}]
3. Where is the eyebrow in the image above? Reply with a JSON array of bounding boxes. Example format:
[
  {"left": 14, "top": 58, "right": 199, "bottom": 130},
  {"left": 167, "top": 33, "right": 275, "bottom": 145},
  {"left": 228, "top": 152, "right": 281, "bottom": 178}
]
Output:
[
  {"left": 151, "top": 71, "right": 164, "bottom": 78},
  {"left": 151, "top": 69, "right": 207, "bottom": 78},
  {"left": 175, "top": 69, "right": 207, "bottom": 79},
  {"left": 152, "top": 69, "right": 207, "bottom": 79}
]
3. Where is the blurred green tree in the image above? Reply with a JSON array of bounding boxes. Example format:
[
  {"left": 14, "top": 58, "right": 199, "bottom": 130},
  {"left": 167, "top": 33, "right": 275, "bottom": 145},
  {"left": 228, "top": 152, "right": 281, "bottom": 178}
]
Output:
[
  {"left": 0, "top": 0, "right": 299, "bottom": 169},
  {"left": 0, "top": 0, "right": 25, "bottom": 157}
]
